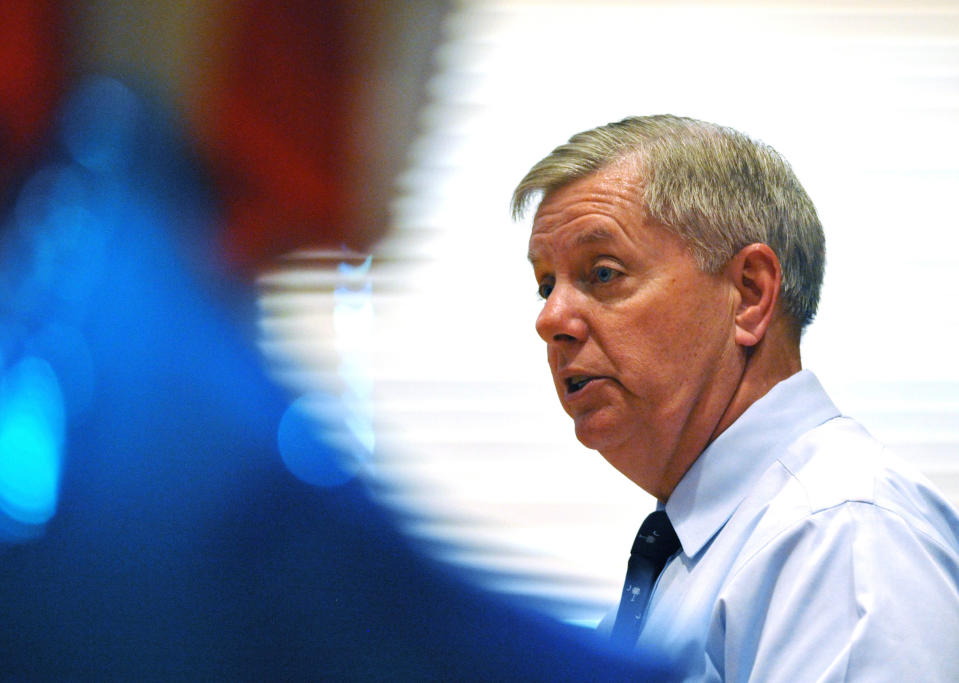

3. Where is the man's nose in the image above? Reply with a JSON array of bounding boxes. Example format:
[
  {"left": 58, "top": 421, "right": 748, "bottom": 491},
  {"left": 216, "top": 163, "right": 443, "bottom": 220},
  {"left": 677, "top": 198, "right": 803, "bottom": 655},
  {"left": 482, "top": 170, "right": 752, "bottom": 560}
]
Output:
[{"left": 535, "top": 284, "right": 588, "bottom": 343}]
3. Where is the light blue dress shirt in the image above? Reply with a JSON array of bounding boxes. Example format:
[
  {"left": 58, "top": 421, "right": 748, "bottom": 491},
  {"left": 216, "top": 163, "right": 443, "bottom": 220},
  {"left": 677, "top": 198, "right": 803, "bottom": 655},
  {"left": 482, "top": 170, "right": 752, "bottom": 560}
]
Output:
[{"left": 636, "top": 370, "right": 959, "bottom": 681}]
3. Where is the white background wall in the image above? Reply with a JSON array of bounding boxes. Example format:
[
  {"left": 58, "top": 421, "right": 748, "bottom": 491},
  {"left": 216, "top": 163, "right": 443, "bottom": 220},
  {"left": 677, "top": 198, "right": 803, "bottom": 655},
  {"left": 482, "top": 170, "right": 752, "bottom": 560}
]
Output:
[{"left": 259, "top": 0, "right": 959, "bottom": 624}]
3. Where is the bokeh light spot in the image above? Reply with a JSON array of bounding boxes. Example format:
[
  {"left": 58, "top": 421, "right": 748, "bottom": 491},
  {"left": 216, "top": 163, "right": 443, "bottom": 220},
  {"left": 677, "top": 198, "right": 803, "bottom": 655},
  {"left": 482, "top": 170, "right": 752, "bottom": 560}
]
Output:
[
  {"left": 0, "top": 357, "right": 64, "bottom": 525},
  {"left": 278, "top": 394, "right": 359, "bottom": 488},
  {"left": 337, "top": 254, "right": 372, "bottom": 279}
]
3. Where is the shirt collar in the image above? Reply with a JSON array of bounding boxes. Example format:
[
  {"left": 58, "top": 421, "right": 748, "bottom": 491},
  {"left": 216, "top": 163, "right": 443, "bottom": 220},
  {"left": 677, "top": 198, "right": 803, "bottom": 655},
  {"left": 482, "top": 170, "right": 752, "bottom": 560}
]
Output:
[{"left": 664, "top": 370, "right": 840, "bottom": 558}]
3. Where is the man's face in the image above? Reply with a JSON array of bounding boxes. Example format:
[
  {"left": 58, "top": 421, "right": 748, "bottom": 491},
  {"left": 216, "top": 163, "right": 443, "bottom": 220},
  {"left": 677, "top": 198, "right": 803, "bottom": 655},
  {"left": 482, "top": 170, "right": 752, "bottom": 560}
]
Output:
[{"left": 527, "top": 162, "right": 743, "bottom": 499}]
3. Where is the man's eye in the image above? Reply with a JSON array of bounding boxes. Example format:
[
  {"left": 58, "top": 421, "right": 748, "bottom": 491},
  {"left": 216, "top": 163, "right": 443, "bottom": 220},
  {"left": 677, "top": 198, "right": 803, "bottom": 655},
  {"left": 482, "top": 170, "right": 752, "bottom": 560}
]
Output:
[
  {"left": 537, "top": 281, "right": 554, "bottom": 299},
  {"left": 594, "top": 266, "right": 618, "bottom": 283}
]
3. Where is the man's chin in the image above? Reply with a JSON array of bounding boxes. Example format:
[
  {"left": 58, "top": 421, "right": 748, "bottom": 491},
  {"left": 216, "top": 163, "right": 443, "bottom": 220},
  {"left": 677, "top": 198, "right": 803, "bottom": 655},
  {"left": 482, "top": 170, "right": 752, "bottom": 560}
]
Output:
[{"left": 572, "top": 414, "right": 622, "bottom": 453}]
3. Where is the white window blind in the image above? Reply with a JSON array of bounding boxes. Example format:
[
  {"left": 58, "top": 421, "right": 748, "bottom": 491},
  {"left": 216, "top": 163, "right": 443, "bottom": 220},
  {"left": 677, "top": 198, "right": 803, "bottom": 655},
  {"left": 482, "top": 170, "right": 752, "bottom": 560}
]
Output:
[{"left": 258, "top": 0, "right": 959, "bottom": 625}]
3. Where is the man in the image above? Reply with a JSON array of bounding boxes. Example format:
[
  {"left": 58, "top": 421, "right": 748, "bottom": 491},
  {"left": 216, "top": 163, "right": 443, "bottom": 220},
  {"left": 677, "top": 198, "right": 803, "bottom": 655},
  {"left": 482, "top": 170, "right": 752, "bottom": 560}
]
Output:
[{"left": 513, "top": 114, "right": 959, "bottom": 680}]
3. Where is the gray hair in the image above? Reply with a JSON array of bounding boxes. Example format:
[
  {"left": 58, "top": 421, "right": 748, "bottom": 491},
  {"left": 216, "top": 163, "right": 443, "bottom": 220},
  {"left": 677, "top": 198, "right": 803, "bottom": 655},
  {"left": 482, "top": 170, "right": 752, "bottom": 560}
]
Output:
[{"left": 511, "top": 115, "right": 825, "bottom": 331}]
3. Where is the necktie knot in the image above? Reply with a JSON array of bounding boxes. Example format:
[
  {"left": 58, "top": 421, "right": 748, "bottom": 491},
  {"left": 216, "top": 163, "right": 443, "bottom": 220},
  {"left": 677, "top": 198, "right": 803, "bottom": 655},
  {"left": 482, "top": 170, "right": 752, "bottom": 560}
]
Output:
[{"left": 630, "top": 510, "right": 680, "bottom": 567}]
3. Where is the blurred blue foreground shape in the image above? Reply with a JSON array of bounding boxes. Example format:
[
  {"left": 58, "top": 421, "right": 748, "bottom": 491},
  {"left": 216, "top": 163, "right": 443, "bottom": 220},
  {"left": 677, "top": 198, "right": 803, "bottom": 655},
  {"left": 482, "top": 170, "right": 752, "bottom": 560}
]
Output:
[{"left": 0, "top": 78, "right": 674, "bottom": 680}]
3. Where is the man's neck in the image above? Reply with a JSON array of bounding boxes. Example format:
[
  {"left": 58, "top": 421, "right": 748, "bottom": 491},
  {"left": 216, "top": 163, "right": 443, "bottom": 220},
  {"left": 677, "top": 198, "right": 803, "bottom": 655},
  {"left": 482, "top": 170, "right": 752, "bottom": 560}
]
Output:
[{"left": 710, "top": 319, "right": 802, "bottom": 445}]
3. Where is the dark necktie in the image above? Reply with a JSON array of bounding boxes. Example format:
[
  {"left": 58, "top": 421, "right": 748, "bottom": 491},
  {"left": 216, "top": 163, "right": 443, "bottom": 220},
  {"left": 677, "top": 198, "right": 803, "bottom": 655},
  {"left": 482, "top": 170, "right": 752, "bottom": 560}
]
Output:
[{"left": 610, "top": 510, "right": 680, "bottom": 648}]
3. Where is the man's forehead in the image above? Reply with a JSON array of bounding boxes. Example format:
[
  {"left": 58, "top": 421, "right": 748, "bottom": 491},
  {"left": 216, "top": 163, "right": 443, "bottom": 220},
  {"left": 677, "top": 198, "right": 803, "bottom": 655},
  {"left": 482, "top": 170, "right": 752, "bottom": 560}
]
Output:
[
  {"left": 531, "top": 161, "right": 643, "bottom": 225},
  {"left": 527, "top": 226, "right": 618, "bottom": 264},
  {"left": 534, "top": 174, "right": 639, "bottom": 219}
]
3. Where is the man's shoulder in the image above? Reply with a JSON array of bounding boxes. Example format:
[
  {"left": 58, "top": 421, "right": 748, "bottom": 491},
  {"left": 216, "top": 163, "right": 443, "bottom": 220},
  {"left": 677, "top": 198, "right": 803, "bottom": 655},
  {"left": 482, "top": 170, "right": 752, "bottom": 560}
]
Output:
[
  {"left": 742, "top": 415, "right": 959, "bottom": 562},
  {"left": 697, "top": 413, "right": 959, "bottom": 681},
  {"left": 779, "top": 415, "right": 886, "bottom": 510}
]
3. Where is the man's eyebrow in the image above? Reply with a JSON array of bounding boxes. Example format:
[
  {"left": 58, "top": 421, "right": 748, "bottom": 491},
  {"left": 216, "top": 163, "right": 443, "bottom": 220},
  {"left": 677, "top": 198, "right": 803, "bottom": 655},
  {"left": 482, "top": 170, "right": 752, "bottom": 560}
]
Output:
[
  {"left": 574, "top": 228, "right": 615, "bottom": 246},
  {"left": 528, "top": 228, "right": 616, "bottom": 264}
]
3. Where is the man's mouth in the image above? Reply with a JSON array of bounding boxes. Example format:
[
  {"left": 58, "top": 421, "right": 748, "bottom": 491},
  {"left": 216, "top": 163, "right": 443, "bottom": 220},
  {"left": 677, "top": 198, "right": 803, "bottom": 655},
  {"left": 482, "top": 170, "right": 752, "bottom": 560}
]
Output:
[{"left": 565, "top": 375, "right": 595, "bottom": 394}]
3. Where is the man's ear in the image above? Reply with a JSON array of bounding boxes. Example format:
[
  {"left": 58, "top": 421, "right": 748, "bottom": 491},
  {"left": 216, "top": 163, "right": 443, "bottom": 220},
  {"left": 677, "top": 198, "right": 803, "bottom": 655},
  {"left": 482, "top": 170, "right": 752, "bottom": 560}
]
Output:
[{"left": 726, "top": 243, "right": 782, "bottom": 348}]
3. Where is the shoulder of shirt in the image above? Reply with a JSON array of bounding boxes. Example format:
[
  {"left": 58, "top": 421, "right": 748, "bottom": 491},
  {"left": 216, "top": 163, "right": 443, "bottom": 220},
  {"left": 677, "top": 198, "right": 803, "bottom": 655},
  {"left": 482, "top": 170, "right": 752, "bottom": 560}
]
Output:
[{"left": 731, "top": 415, "right": 959, "bottom": 568}]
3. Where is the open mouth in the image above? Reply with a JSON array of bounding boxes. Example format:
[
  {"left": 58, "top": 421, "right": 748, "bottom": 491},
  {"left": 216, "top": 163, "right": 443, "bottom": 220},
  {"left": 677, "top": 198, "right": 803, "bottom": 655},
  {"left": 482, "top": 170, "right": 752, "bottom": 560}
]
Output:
[{"left": 566, "top": 376, "right": 594, "bottom": 394}]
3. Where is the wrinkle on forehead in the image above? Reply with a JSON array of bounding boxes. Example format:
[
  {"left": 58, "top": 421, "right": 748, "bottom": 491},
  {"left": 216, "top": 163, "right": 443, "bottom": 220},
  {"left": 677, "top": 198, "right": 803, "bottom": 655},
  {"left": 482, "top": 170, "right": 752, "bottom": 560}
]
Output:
[
  {"left": 531, "top": 162, "right": 645, "bottom": 231},
  {"left": 527, "top": 164, "right": 646, "bottom": 266},
  {"left": 528, "top": 227, "right": 616, "bottom": 264},
  {"left": 534, "top": 184, "right": 638, "bottom": 226}
]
